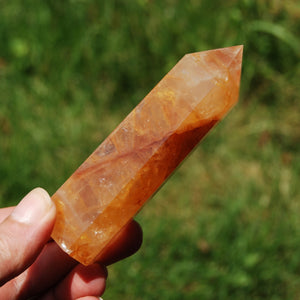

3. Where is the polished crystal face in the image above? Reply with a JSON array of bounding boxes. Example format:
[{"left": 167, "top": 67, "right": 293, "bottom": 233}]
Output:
[{"left": 51, "top": 46, "right": 243, "bottom": 265}]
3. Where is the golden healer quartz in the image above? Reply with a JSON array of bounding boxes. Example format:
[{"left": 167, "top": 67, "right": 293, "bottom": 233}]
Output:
[{"left": 51, "top": 46, "right": 243, "bottom": 265}]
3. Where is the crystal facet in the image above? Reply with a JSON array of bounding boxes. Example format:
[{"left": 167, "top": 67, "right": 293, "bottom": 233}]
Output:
[{"left": 51, "top": 46, "right": 243, "bottom": 265}]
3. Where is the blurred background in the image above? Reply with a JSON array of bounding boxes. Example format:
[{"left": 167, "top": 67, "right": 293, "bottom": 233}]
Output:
[{"left": 0, "top": 0, "right": 299, "bottom": 299}]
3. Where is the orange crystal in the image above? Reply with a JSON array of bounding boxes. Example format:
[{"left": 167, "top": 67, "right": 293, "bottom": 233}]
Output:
[{"left": 51, "top": 45, "right": 243, "bottom": 265}]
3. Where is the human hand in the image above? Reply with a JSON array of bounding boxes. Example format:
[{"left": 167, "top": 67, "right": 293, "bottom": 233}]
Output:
[{"left": 0, "top": 188, "right": 142, "bottom": 299}]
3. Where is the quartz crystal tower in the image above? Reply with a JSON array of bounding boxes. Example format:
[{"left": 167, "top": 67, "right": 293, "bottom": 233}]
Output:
[{"left": 51, "top": 45, "right": 243, "bottom": 265}]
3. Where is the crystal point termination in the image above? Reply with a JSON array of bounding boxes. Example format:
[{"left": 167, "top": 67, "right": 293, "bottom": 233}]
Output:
[{"left": 51, "top": 45, "right": 243, "bottom": 265}]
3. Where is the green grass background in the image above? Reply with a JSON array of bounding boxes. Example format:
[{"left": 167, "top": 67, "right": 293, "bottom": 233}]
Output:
[{"left": 1, "top": 0, "right": 300, "bottom": 299}]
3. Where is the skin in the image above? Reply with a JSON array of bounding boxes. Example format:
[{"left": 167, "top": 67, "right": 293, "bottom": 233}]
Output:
[{"left": 0, "top": 188, "right": 143, "bottom": 300}]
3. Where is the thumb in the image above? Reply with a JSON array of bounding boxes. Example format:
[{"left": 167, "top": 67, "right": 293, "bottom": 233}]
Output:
[{"left": 0, "top": 188, "right": 56, "bottom": 286}]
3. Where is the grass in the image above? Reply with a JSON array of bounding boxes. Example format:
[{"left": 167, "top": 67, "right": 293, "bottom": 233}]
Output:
[{"left": 0, "top": 0, "right": 300, "bottom": 299}]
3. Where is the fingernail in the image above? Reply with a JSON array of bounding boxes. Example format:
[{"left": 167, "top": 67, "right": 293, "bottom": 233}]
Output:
[{"left": 11, "top": 188, "right": 55, "bottom": 224}]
